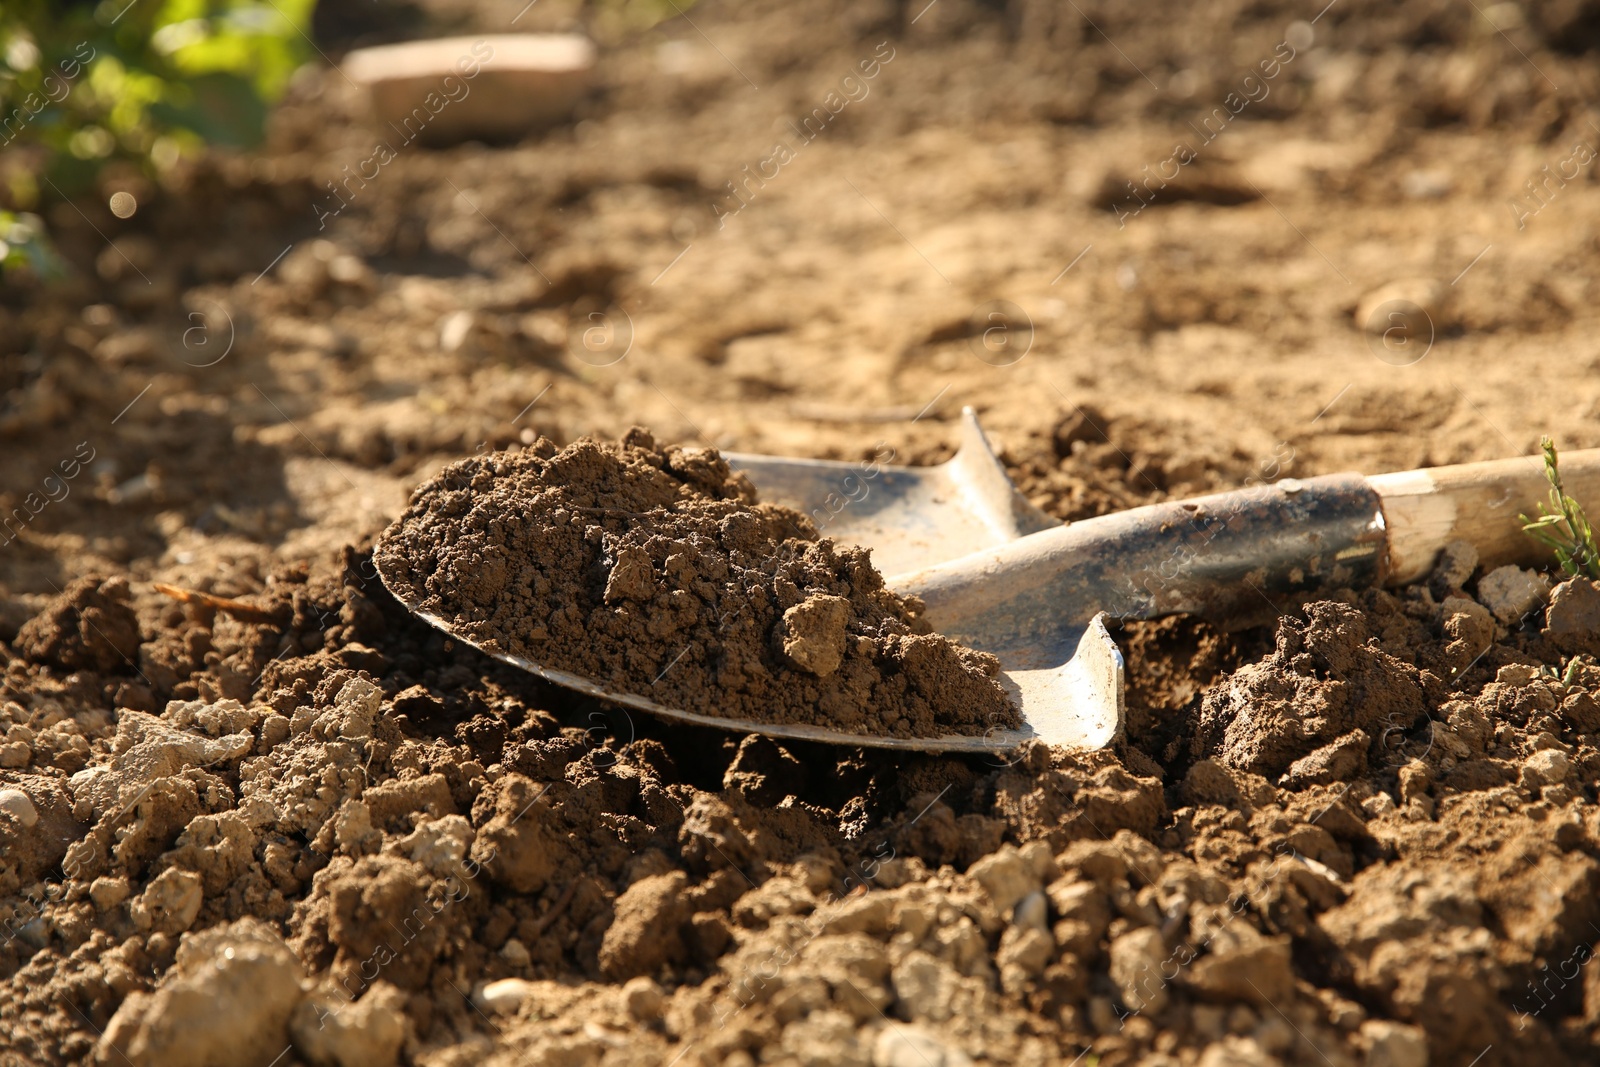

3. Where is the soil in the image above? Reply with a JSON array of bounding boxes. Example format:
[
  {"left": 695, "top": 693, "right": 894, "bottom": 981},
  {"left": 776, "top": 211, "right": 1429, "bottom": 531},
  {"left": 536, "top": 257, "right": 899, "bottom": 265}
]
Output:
[
  {"left": 373, "top": 429, "right": 1017, "bottom": 738},
  {"left": 5, "top": 0, "right": 1600, "bottom": 1064}
]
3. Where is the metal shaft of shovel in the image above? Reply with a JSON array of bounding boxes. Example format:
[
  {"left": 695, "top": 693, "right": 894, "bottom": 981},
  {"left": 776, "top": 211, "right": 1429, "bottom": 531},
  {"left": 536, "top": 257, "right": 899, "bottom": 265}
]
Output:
[
  {"left": 885, "top": 474, "right": 1387, "bottom": 749},
  {"left": 897, "top": 472, "right": 1388, "bottom": 645}
]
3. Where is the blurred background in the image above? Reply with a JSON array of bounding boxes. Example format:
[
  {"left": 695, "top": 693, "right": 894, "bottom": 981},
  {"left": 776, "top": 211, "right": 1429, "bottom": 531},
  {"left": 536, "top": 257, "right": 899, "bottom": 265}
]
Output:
[{"left": 2, "top": 0, "right": 1599, "bottom": 606}]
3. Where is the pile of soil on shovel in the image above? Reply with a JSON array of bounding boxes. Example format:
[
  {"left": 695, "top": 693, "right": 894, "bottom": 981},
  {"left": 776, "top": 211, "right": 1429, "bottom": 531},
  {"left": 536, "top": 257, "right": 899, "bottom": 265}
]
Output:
[{"left": 373, "top": 429, "right": 1020, "bottom": 740}]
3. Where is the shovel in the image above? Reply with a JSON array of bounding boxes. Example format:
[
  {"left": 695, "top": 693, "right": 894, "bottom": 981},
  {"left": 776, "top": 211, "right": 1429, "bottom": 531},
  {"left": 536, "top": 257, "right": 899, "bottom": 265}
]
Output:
[{"left": 378, "top": 410, "right": 1600, "bottom": 754}]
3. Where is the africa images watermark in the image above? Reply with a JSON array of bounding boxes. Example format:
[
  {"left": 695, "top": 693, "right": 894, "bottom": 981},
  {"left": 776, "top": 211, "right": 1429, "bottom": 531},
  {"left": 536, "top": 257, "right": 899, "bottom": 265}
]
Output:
[
  {"left": 313, "top": 40, "right": 497, "bottom": 230},
  {"left": 306, "top": 844, "right": 497, "bottom": 1027},
  {"left": 2, "top": 441, "right": 96, "bottom": 548},
  {"left": 1112, "top": 38, "right": 1299, "bottom": 228},
  {"left": 0, "top": 41, "right": 96, "bottom": 148},
  {"left": 1508, "top": 138, "right": 1597, "bottom": 230},
  {"left": 1513, "top": 929, "right": 1600, "bottom": 1032},
  {"left": 711, "top": 40, "right": 898, "bottom": 229}
]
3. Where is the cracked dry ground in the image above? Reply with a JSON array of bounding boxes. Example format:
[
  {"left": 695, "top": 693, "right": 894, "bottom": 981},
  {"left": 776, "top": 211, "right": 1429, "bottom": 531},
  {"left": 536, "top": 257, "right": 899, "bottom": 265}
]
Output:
[{"left": 9, "top": 0, "right": 1600, "bottom": 1064}]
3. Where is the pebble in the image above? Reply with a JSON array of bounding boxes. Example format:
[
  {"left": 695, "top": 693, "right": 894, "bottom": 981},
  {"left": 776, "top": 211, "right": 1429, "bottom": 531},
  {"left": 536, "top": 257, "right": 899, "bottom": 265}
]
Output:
[
  {"left": 343, "top": 35, "right": 596, "bottom": 146},
  {"left": 438, "top": 310, "right": 475, "bottom": 353},
  {"left": 1354, "top": 278, "right": 1444, "bottom": 339},
  {"left": 1361, "top": 1019, "right": 1428, "bottom": 1067},
  {"left": 476, "top": 977, "right": 537, "bottom": 1014},
  {"left": 16, "top": 917, "right": 49, "bottom": 950},
  {"left": 0, "top": 740, "right": 31, "bottom": 768},
  {"left": 498, "top": 937, "right": 532, "bottom": 968},
  {"left": 872, "top": 1024, "right": 973, "bottom": 1067},
  {"left": 1476, "top": 565, "right": 1551, "bottom": 625},
  {"left": 1524, "top": 748, "right": 1571, "bottom": 788},
  {"left": 1401, "top": 169, "right": 1453, "bottom": 199},
  {"left": 1108, "top": 927, "right": 1169, "bottom": 1013},
  {"left": 0, "top": 787, "right": 37, "bottom": 826},
  {"left": 622, "top": 976, "right": 663, "bottom": 1022},
  {"left": 1012, "top": 890, "right": 1048, "bottom": 932},
  {"left": 1545, "top": 577, "right": 1600, "bottom": 650}
]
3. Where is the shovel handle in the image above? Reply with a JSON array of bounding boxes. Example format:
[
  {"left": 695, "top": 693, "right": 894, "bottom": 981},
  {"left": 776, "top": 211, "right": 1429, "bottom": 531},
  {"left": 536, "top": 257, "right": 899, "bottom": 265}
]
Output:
[
  {"left": 1369, "top": 448, "right": 1600, "bottom": 585},
  {"left": 902, "top": 445, "right": 1600, "bottom": 644}
]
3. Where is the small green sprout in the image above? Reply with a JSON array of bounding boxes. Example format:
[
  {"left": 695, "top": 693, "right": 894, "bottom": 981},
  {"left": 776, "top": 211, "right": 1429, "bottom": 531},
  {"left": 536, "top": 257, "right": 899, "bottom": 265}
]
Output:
[{"left": 1520, "top": 436, "right": 1600, "bottom": 581}]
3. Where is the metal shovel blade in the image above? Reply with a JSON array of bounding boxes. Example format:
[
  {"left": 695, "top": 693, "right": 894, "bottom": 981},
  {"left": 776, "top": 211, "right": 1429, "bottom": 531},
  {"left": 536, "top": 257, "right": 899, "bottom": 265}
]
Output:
[
  {"left": 725, "top": 408, "right": 1124, "bottom": 752},
  {"left": 376, "top": 408, "right": 1125, "bottom": 754},
  {"left": 382, "top": 593, "right": 1121, "bottom": 754},
  {"left": 724, "top": 409, "right": 1061, "bottom": 577}
]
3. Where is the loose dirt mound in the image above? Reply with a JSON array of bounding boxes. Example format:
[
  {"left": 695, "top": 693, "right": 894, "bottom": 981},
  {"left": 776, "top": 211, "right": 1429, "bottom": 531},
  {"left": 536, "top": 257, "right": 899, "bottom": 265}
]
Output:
[
  {"left": 5, "top": 545, "right": 1600, "bottom": 1067},
  {"left": 375, "top": 429, "right": 1017, "bottom": 739},
  {"left": 7, "top": 0, "right": 1600, "bottom": 1063}
]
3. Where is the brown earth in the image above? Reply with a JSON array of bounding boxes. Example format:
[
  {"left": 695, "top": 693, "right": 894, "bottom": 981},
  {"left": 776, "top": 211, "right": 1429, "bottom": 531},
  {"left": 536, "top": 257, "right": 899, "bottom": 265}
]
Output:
[{"left": 5, "top": 0, "right": 1600, "bottom": 1064}]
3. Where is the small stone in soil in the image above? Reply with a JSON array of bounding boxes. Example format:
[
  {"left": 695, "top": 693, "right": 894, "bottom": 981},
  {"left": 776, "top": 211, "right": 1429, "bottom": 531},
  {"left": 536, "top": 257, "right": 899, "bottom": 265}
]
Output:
[
  {"left": 1476, "top": 564, "right": 1551, "bottom": 624},
  {"left": 779, "top": 593, "right": 853, "bottom": 676},
  {"left": 0, "top": 787, "right": 37, "bottom": 826},
  {"left": 1545, "top": 576, "right": 1600, "bottom": 654}
]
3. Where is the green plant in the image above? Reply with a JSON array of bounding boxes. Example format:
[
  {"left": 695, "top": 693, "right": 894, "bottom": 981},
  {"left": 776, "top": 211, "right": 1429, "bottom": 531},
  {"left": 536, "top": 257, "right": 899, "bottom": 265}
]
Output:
[
  {"left": 1520, "top": 436, "right": 1600, "bottom": 581},
  {"left": 0, "top": 0, "right": 315, "bottom": 271},
  {"left": 592, "top": 0, "right": 699, "bottom": 40},
  {"left": 0, "top": 209, "right": 64, "bottom": 276}
]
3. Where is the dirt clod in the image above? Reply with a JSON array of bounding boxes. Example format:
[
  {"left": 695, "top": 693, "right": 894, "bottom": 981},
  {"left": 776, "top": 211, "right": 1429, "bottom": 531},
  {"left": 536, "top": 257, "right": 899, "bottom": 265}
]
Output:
[
  {"left": 97, "top": 919, "right": 304, "bottom": 1067},
  {"left": 1193, "top": 601, "right": 1426, "bottom": 780},
  {"left": 1477, "top": 565, "right": 1552, "bottom": 624},
  {"left": 1545, "top": 577, "right": 1600, "bottom": 655},
  {"left": 290, "top": 982, "right": 407, "bottom": 1067},
  {"left": 599, "top": 870, "right": 692, "bottom": 980},
  {"left": 779, "top": 593, "right": 853, "bottom": 676},
  {"left": 15, "top": 577, "right": 140, "bottom": 674}
]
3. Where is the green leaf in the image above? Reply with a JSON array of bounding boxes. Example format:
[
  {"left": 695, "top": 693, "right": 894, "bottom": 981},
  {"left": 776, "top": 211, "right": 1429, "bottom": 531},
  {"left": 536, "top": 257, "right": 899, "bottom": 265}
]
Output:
[
  {"left": 147, "top": 69, "right": 264, "bottom": 147},
  {"left": 1522, "top": 438, "right": 1600, "bottom": 581}
]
